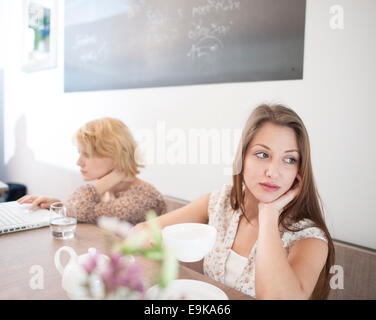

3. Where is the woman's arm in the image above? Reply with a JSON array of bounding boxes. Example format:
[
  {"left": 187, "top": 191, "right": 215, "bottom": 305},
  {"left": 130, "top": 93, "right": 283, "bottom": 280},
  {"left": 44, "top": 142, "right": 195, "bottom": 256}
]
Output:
[
  {"left": 77, "top": 189, "right": 164, "bottom": 224},
  {"left": 16, "top": 170, "right": 125, "bottom": 211},
  {"left": 66, "top": 185, "right": 99, "bottom": 223},
  {"left": 255, "top": 209, "right": 328, "bottom": 299},
  {"left": 255, "top": 176, "right": 328, "bottom": 299},
  {"left": 133, "top": 193, "right": 210, "bottom": 232},
  {"left": 91, "top": 170, "right": 130, "bottom": 196},
  {"left": 66, "top": 183, "right": 139, "bottom": 223},
  {"left": 17, "top": 195, "right": 61, "bottom": 210}
]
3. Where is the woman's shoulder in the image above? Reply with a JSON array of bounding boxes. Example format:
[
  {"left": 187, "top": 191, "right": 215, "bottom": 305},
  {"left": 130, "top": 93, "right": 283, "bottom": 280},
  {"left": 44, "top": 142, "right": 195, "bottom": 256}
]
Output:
[
  {"left": 208, "top": 184, "right": 234, "bottom": 216},
  {"left": 71, "top": 184, "right": 100, "bottom": 202},
  {"left": 281, "top": 218, "right": 328, "bottom": 247},
  {"left": 128, "top": 179, "right": 164, "bottom": 197},
  {"left": 208, "top": 184, "right": 232, "bottom": 205},
  {"left": 126, "top": 179, "right": 167, "bottom": 215}
]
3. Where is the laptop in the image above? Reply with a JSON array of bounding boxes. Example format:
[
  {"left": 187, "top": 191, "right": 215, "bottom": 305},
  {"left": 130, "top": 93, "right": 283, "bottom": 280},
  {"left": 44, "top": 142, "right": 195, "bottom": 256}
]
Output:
[{"left": 0, "top": 201, "right": 50, "bottom": 235}]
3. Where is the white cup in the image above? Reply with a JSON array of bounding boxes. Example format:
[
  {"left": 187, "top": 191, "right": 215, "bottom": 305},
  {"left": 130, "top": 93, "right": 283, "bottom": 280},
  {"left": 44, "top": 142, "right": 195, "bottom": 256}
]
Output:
[{"left": 162, "top": 223, "right": 217, "bottom": 262}]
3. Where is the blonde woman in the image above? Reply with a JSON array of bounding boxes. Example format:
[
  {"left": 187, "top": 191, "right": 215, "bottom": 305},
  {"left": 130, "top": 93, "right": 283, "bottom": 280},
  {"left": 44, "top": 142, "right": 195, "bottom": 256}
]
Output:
[
  {"left": 18, "top": 118, "right": 167, "bottom": 225},
  {"left": 135, "top": 104, "right": 335, "bottom": 299}
]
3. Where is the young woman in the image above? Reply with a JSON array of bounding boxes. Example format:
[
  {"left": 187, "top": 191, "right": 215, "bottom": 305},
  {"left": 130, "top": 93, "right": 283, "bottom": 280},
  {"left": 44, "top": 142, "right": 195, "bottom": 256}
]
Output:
[
  {"left": 18, "top": 117, "right": 167, "bottom": 225},
  {"left": 134, "top": 104, "right": 335, "bottom": 299}
]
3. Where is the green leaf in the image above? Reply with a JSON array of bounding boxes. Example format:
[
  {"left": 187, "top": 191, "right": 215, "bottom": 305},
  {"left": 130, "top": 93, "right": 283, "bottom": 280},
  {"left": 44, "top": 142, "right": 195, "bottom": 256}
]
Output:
[
  {"left": 146, "top": 211, "right": 163, "bottom": 247},
  {"left": 142, "top": 250, "right": 164, "bottom": 260},
  {"left": 159, "top": 249, "right": 178, "bottom": 288}
]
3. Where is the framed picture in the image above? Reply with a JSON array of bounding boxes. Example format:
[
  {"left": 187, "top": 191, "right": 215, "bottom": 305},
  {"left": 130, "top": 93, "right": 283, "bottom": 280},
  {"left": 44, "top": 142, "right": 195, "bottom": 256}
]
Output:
[{"left": 22, "top": 0, "right": 57, "bottom": 72}]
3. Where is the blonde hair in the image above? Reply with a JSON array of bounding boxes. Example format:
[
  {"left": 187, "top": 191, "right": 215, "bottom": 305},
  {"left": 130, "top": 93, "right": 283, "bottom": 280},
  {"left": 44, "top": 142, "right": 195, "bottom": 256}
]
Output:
[
  {"left": 74, "top": 117, "right": 144, "bottom": 177},
  {"left": 231, "top": 103, "right": 335, "bottom": 299}
]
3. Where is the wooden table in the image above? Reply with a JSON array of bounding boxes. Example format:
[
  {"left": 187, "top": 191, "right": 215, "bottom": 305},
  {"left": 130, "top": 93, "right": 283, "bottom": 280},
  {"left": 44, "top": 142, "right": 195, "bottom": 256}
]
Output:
[{"left": 0, "top": 223, "right": 252, "bottom": 300}]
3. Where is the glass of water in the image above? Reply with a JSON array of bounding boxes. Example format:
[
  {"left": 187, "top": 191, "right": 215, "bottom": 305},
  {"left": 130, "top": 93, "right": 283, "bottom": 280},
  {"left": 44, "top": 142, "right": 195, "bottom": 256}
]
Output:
[{"left": 50, "top": 202, "right": 77, "bottom": 240}]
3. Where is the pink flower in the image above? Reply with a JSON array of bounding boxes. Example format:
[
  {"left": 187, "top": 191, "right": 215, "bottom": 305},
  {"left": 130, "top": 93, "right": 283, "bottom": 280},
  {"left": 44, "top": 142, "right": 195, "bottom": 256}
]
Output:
[
  {"left": 100, "top": 253, "right": 145, "bottom": 298},
  {"left": 100, "top": 253, "right": 122, "bottom": 289},
  {"left": 116, "top": 262, "right": 145, "bottom": 297},
  {"left": 82, "top": 252, "right": 99, "bottom": 274}
]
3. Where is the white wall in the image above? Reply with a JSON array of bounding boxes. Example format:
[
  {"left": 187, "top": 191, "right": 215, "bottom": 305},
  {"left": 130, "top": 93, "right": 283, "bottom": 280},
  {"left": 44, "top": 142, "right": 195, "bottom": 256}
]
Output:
[
  {"left": 1, "top": 0, "right": 376, "bottom": 249},
  {"left": 0, "top": 0, "right": 5, "bottom": 179}
]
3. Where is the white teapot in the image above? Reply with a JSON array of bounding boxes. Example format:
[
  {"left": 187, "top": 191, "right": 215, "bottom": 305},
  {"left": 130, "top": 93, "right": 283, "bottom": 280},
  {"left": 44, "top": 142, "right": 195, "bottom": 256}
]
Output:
[{"left": 54, "top": 246, "right": 109, "bottom": 299}]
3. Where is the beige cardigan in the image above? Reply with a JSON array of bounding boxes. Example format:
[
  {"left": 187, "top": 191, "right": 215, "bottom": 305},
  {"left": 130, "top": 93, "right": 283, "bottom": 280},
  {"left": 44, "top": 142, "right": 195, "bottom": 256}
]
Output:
[{"left": 67, "top": 182, "right": 166, "bottom": 225}]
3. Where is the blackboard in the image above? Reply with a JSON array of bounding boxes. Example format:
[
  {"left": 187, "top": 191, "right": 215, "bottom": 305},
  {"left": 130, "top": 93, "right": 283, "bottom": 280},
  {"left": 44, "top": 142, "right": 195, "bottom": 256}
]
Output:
[{"left": 64, "top": 0, "right": 306, "bottom": 92}]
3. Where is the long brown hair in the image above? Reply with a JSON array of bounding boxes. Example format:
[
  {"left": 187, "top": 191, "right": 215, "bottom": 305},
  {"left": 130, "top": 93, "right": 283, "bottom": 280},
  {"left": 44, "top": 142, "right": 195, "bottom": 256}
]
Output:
[{"left": 231, "top": 103, "right": 335, "bottom": 299}]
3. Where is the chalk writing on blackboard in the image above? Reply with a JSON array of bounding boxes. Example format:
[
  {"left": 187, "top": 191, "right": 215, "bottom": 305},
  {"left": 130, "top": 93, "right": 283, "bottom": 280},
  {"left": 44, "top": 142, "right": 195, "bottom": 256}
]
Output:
[
  {"left": 188, "top": 0, "right": 240, "bottom": 61},
  {"left": 192, "top": 0, "right": 241, "bottom": 17},
  {"left": 71, "top": 34, "right": 107, "bottom": 67},
  {"left": 64, "top": 0, "right": 306, "bottom": 92}
]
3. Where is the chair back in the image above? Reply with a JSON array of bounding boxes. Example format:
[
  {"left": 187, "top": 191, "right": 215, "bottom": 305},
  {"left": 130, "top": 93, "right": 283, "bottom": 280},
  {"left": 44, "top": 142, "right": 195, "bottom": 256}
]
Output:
[
  {"left": 164, "top": 195, "right": 189, "bottom": 212},
  {"left": 328, "top": 241, "right": 376, "bottom": 300}
]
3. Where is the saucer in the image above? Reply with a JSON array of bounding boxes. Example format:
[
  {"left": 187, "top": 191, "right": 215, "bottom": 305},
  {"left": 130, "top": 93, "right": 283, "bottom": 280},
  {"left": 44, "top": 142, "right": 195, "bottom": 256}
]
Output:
[{"left": 146, "top": 279, "right": 228, "bottom": 300}]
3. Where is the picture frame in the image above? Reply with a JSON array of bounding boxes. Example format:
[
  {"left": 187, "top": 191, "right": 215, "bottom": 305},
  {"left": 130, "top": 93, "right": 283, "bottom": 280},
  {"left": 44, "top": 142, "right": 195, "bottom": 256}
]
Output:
[{"left": 22, "top": 0, "right": 57, "bottom": 72}]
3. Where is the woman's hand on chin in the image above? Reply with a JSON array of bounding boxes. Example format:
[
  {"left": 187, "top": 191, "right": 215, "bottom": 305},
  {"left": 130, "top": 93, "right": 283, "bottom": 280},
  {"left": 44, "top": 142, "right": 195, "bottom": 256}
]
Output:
[
  {"left": 101, "top": 191, "right": 116, "bottom": 202},
  {"left": 93, "top": 169, "right": 134, "bottom": 196},
  {"left": 258, "top": 174, "right": 302, "bottom": 221}
]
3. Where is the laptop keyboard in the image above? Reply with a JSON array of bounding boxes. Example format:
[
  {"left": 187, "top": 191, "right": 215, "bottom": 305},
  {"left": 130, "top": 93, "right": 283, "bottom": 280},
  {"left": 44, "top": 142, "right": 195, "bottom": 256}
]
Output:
[
  {"left": 0, "top": 202, "right": 51, "bottom": 234},
  {"left": 0, "top": 206, "right": 29, "bottom": 226}
]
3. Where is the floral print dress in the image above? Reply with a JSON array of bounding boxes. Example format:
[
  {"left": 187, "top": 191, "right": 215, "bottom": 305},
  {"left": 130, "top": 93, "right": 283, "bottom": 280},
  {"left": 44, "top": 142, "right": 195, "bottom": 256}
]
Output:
[{"left": 203, "top": 184, "right": 328, "bottom": 298}]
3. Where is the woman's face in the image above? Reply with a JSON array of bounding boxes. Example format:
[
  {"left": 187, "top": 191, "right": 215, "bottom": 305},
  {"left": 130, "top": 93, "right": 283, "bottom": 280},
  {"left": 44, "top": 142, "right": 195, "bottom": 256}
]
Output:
[
  {"left": 243, "top": 122, "right": 300, "bottom": 203},
  {"left": 76, "top": 145, "right": 115, "bottom": 181}
]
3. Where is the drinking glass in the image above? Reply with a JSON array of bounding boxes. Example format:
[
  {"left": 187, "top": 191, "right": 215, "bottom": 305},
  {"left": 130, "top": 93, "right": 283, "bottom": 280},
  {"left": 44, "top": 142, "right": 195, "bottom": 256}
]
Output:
[{"left": 50, "top": 202, "right": 77, "bottom": 240}]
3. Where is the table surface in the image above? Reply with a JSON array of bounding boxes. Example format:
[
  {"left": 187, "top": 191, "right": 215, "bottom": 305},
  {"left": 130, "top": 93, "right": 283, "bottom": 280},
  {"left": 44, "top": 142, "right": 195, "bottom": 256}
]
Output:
[{"left": 0, "top": 223, "right": 253, "bottom": 300}]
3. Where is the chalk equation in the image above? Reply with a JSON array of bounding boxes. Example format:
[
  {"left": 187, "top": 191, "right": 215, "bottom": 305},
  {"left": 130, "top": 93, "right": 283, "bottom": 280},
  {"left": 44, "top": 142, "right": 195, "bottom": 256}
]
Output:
[
  {"left": 72, "top": 34, "right": 107, "bottom": 67},
  {"left": 192, "top": 0, "right": 241, "bottom": 17}
]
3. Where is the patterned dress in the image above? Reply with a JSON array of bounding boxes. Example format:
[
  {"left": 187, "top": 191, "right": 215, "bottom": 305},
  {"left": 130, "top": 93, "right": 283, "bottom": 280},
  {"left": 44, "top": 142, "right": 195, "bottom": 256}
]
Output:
[
  {"left": 67, "top": 181, "right": 166, "bottom": 225},
  {"left": 203, "top": 184, "right": 328, "bottom": 298}
]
